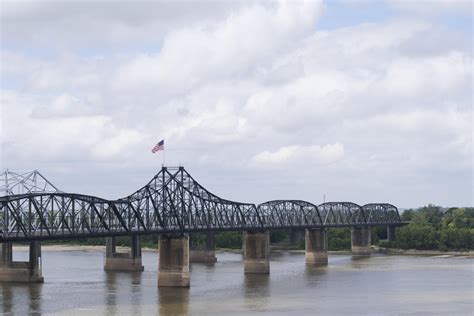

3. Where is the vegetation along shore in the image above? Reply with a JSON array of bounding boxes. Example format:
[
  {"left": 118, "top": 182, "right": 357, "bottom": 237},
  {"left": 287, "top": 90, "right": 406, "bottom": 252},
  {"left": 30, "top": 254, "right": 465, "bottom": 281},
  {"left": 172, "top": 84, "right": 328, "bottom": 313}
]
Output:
[{"left": 11, "top": 205, "right": 473, "bottom": 255}]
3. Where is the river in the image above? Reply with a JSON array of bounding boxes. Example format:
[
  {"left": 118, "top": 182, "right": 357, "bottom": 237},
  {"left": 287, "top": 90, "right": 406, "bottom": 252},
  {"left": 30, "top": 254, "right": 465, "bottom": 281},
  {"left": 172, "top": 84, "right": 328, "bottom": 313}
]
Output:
[{"left": 1, "top": 250, "right": 472, "bottom": 315}]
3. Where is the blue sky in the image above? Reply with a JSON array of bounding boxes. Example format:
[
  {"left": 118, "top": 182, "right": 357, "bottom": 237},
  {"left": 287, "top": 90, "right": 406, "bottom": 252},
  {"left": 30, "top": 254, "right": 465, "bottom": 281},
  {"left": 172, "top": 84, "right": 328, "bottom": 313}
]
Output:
[
  {"left": 1, "top": 0, "right": 472, "bottom": 208},
  {"left": 320, "top": 0, "right": 472, "bottom": 33}
]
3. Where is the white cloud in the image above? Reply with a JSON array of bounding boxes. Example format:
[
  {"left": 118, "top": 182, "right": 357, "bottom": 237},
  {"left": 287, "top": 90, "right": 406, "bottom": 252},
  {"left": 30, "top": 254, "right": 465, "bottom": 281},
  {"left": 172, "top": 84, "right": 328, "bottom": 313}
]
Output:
[
  {"left": 252, "top": 143, "right": 345, "bottom": 166},
  {"left": 1, "top": 90, "right": 146, "bottom": 162},
  {"left": 111, "top": 1, "right": 322, "bottom": 95},
  {"left": 0, "top": 0, "right": 247, "bottom": 51},
  {"left": 0, "top": 0, "right": 472, "bottom": 206},
  {"left": 31, "top": 93, "right": 99, "bottom": 117},
  {"left": 382, "top": 52, "right": 471, "bottom": 102}
]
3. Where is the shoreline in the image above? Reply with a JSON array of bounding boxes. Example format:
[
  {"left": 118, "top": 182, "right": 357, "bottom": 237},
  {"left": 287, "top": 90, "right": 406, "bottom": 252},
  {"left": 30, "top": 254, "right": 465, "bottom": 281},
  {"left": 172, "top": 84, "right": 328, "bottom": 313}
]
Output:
[
  {"left": 374, "top": 247, "right": 473, "bottom": 257},
  {"left": 9, "top": 244, "right": 473, "bottom": 257}
]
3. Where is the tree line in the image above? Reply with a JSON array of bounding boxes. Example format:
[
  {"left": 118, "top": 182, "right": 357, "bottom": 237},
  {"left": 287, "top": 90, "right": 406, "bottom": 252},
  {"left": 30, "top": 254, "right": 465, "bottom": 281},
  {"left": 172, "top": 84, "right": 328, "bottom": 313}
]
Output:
[
  {"left": 380, "top": 205, "right": 473, "bottom": 251},
  {"left": 43, "top": 205, "right": 473, "bottom": 251}
]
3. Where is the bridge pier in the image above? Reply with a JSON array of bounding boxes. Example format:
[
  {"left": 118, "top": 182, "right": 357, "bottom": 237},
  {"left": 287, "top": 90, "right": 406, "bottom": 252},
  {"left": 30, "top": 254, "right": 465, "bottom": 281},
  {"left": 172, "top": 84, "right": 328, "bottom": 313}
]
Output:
[
  {"left": 305, "top": 228, "right": 328, "bottom": 265},
  {"left": 387, "top": 226, "right": 396, "bottom": 242},
  {"left": 190, "top": 232, "right": 217, "bottom": 263},
  {"left": 104, "top": 236, "right": 144, "bottom": 271},
  {"left": 158, "top": 234, "right": 190, "bottom": 287},
  {"left": 243, "top": 231, "right": 270, "bottom": 274},
  {"left": 351, "top": 227, "right": 371, "bottom": 256},
  {"left": 0, "top": 241, "right": 43, "bottom": 283}
]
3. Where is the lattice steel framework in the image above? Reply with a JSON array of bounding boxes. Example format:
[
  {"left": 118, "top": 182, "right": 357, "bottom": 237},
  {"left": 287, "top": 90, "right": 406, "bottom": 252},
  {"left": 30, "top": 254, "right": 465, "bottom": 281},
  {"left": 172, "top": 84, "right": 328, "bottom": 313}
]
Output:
[
  {"left": 1, "top": 170, "right": 61, "bottom": 196},
  {"left": 0, "top": 167, "right": 402, "bottom": 242},
  {"left": 258, "top": 201, "right": 400, "bottom": 228}
]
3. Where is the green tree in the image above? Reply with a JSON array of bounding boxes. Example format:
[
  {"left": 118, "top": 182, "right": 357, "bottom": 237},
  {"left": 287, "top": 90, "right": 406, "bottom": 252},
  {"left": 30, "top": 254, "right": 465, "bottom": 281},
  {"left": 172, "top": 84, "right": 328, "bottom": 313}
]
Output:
[
  {"left": 270, "top": 229, "right": 288, "bottom": 243},
  {"left": 439, "top": 228, "right": 472, "bottom": 251},
  {"left": 215, "top": 231, "right": 242, "bottom": 249},
  {"left": 438, "top": 207, "right": 474, "bottom": 250},
  {"left": 415, "top": 204, "right": 444, "bottom": 229},
  {"left": 328, "top": 228, "right": 351, "bottom": 250},
  {"left": 397, "top": 223, "right": 439, "bottom": 250},
  {"left": 441, "top": 208, "right": 474, "bottom": 230},
  {"left": 401, "top": 209, "right": 416, "bottom": 221}
]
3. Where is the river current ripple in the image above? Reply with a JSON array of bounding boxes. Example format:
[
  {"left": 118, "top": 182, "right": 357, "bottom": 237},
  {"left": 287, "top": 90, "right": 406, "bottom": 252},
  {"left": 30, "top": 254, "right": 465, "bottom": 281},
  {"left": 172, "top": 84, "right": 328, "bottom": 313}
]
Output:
[{"left": 1, "top": 250, "right": 472, "bottom": 315}]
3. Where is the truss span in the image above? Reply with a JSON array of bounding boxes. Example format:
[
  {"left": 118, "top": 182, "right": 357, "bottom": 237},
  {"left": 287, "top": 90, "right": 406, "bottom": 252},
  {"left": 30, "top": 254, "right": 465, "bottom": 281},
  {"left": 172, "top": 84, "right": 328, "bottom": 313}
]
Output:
[
  {"left": 0, "top": 167, "right": 402, "bottom": 241},
  {"left": 1, "top": 170, "right": 61, "bottom": 196}
]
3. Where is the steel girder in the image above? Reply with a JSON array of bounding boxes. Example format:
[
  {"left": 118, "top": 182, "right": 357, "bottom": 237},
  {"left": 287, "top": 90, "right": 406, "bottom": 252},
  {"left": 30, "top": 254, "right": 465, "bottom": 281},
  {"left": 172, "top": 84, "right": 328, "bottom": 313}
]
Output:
[
  {"left": 1, "top": 170, "right": 61, "bottom": 196},
  {"left": 257, "top": 200, "right": 321, "bottom": 228},
  {"left": 0, "top": 167, "right": 402, "bottom": 242}
]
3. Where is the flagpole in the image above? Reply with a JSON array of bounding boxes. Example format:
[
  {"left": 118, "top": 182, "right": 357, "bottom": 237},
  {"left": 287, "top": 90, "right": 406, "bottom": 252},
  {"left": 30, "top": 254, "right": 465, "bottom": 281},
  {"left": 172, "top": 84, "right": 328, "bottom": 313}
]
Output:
[{"left": 153, "top": 139, "right": 165, "bottom": 168}]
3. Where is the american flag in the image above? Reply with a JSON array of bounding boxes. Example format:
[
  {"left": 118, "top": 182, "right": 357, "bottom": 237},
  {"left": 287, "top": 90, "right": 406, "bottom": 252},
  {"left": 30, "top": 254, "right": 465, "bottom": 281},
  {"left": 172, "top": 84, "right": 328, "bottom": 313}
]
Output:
[{"left": 152, "top": 139, "right": 164, "bottom": 153}]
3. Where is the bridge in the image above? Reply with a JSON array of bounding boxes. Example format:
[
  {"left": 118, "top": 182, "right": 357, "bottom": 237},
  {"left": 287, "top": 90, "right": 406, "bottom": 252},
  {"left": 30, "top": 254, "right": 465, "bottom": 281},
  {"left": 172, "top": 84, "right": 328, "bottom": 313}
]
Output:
[{"left": 0, "top": 167, "right": 403, "bottom": 286}]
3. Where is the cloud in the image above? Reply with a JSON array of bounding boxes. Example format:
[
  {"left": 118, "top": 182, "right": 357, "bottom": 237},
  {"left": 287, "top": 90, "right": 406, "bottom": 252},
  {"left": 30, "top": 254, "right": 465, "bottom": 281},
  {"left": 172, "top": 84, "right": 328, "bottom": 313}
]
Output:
[
  {"left": 1, "top": 90, "right": 146, "bottom": 162},
  {"left": 0, "top": 0, "right": 247, "bottom": 52},
  {"left": 382, "top": 52, "right": 471, "bottom": 102},
  {"left": 252, "top": 143, "right": 345, "bottom": 166},
  {"left": 31, "top": 93, "right": 99, "bottom": 117},
  {"left": 0, "top": 0, "right": 472, "bottom": 206},
  {"left": 110, "top": 1, "right": 322, "bottom": 96}
]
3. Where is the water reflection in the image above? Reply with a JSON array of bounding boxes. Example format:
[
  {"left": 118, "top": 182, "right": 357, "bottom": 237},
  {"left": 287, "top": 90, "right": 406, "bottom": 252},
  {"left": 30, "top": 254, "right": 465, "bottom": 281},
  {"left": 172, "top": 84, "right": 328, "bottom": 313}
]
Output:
[
  {"left": 130, "top": 273, "right": 143, "bottom": 316},
  {"left": 190, "top": 261, "right": 216, "bottom": 271},
  {"left": 351, "top": 255, "right": 371, "bottom": 269},
  {"left": 105, "top": 272, "right": 118, "bottom": 315},
  {"left": 190, "top": 261, "right": 216, "bottom": 283},
  {"left": 1, "top": 283, "right": 42, "bottom": 315},
  {"left": 104, "top": 271, "right": 142, "bottom": 316},
  {"left": 304, "top": 264, "right": 328, "bottom": 287},
  {"left": 157, "top": 287, "right": 189, "bottom": 316},
  {"left": 28, "top": 284, "right": 42, "bottom": 315},
  {"left": 305, "top": 265, "right": 328, "bottom": 277},
  {"left": 268, "top": 250, "right": 286, "bottom": 260},
  {"left": 1, "top": 284, "right": 13, "bottom": 314},
  {"left": 244, "top": 274, "right": 270, "bottom": 311}
]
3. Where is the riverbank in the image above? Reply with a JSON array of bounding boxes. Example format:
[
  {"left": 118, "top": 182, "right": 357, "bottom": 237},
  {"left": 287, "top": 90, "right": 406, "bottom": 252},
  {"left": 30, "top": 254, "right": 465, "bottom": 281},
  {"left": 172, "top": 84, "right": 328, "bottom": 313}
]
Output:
[
  {"left": 10, "top": 244, "right": 473, "bottom": 257},
  {"left": 373, "top": 246, "right": 473, "bottom": 257}
]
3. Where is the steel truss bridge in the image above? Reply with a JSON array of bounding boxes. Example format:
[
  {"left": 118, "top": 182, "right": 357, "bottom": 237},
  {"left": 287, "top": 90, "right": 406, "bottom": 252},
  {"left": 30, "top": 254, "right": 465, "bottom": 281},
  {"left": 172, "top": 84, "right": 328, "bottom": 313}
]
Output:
[{"left": 0, "top": 167, "right": 402, "bottom": 242}]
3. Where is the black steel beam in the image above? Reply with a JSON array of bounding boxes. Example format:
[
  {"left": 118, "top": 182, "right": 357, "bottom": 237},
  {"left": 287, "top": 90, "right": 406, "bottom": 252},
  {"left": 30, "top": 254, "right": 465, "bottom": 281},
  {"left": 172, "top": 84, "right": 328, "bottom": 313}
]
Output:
[{"left": 0, "top": 167, "right": 403, "bottom": 242}]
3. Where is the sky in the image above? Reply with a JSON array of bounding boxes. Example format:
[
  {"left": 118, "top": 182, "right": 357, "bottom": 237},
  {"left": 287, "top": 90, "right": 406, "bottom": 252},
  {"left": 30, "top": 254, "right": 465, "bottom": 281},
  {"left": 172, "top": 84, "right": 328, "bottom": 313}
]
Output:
[{"left": 0, "top": 0, "right": 472, "bottom": 208}]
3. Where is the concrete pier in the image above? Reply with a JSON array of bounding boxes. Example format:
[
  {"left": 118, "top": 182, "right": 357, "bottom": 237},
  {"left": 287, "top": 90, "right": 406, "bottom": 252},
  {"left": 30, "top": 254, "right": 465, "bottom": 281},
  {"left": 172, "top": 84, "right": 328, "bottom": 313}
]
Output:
[
  {"left": 305, "top": 228, "right": 328, "bottom": 265},
  {"left": 243, "top": 231, "right": 270, "bottom": 274},
  {"left": 104, "top": 236, "right": 144, "bottom": 271},
  {"left": 387, "top": 226, "right": 396, "bottom": 242},
  {"left": 351, "top": 227, "right": 371, "bottom": 256},
  {"left": 158, "top": 235, "right": 190, "bottom": 287},
  {"left": 190, "top": 232, "right": 217, "bottom": 263},
  {"left": 0, "top": 241, "right": 43, "bottom": 283}
]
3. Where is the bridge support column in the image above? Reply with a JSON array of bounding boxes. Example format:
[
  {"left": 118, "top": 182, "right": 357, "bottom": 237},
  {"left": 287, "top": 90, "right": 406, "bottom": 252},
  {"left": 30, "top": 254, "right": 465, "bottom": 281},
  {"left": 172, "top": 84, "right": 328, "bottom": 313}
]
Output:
[
  {"left": 305, "top": 228, "right": 328, "bottom": 265},
  {"left": 190, "top": 232, "right": 217, "bottom": 263},
  {"left": 104, "top": 236, "right": 144, "bottom": 271},
  {"left": 243, "top": 231, "right": 270, "bottom": 274},
  {"left": 351, "top": 227, "right": 371, "bottom": 256},
  {"left": 0, "top": 241, "right": 43, "bottom": 283},
  {"left": 158, "top": 235, "right": 190, "bottom": 287},
  {"left": 387, "top": 226, "right": 396, "bottom": 242}
]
